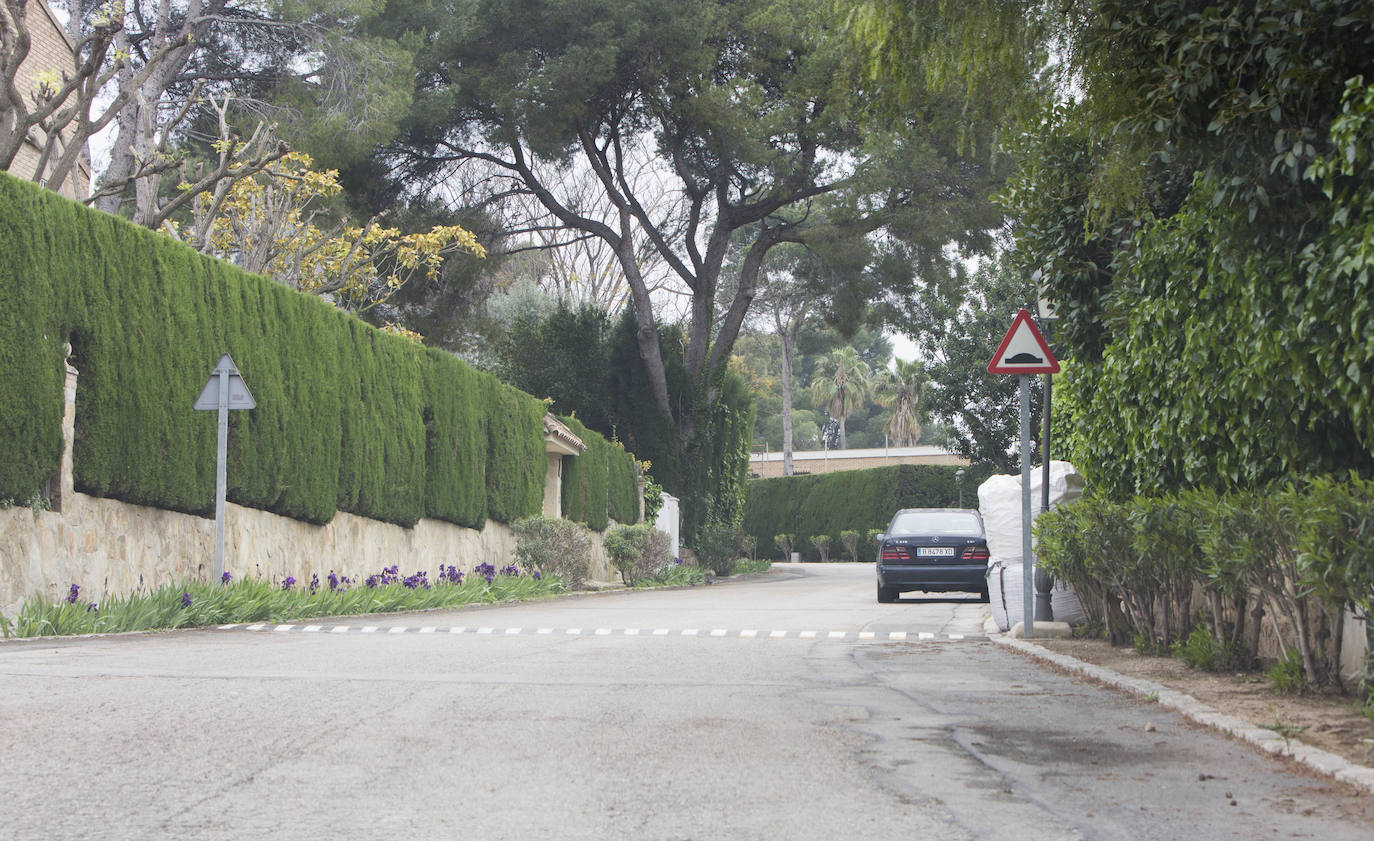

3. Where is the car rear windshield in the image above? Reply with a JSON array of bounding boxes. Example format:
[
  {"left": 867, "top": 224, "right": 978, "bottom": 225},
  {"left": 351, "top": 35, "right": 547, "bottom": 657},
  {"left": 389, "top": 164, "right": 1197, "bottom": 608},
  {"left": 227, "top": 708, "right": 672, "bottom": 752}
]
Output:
[{"left": 888, "top": 511, "right": 983, "bottom": 537}]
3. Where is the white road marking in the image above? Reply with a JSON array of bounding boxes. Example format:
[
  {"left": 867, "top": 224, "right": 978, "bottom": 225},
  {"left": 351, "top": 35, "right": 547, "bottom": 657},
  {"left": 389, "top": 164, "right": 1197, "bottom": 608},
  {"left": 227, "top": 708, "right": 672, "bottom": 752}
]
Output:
[
  {"left": 506, "top": 628, "right": 522, "bottom": 635},
  {"left": 858, "top": 631, "right": 875, "bottom": 640},
  {"left": 303, "top": 625, "right": 323, "bottom": 633},
  {"left": 477, "top": 627, "right": 494, "bottom": 635},
  {"left": 536, "top": 628, "right": 554, "bottom": 635},
  {"left": 652, "top": 629, "right": 669, "bottom": 636},
  {"left": 770, "top": 630, "right": 787, "bottom": 638},
  {"left": 566, "top": 628, "right": 583, "bottom": 635},
  {"left": 682, "top": 629, "right": 699, "bottom": 636},
  {"left": 218, "top": 624, "right": 240, "bottom": 630},
  {"left": 828, "top": 631, "right": 846, "bottom": 639},
  {"left": 740, "top": 630, "right": 758, "bottom": 638},
  {"left": 419, "top": 627, "right": 436, "bottom": 634},
  {"left": 245, "top": 624, "right": 265, "bottom": 631},
  {"left": 388, "top": 627, "right": 407, "bottom": 634},
  {"left": 331, "top": 626, "right": 349, "bottom": 634},
  {"left": 948, "top": 633, "right": 965, "bottom": 640},
  {"left": 710, "top": 629, "right": 727, "bottom": 637},
  {"left": 595, "top": 628, "right": 613, "bottom": 636},
  {"left": 274, "top": 625, "right": 294, "bottom": 632},
  {"left": 624, "top": 628, "right": 641, "bottom": 636},
  {"left": 361, "top": 627, "right": 378, "bottom": 634},
  {"left": 889, "top": 631, "right": 908, "bottom": 640},
  {"left": 799, "top": 631, "right": 817, "bottom": 638},
  {"left": 918, "top": 632, "right": 935, "bottom": 640},
  {"left": 449, "top": 627, "right": 466, "bottom": 634}
]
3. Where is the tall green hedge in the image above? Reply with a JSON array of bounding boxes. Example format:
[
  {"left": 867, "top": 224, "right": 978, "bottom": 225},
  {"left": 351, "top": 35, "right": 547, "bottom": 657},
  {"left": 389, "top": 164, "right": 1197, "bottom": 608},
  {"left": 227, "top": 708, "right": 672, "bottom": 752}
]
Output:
[
  {"left": 558, "top": 415, "right": 641, "bottom": 532},
  {"left": 741, "top": 464, "right": 997, "bottom": 560},
  {"left": 0, "top": 172, "right": 635, "bottom": 529}
]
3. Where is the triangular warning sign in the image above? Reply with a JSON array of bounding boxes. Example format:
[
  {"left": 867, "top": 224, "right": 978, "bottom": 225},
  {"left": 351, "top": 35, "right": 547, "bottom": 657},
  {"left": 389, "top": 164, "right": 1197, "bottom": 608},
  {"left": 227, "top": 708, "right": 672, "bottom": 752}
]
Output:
[{"left": 987, "top": 309, "right": 1059, "bottom": 374}]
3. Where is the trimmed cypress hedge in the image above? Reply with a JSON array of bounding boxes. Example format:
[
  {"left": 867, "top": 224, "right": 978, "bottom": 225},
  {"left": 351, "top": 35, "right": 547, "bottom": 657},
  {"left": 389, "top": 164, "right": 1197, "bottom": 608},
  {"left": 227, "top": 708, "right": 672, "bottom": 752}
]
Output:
[
  {"left": 558, "top": 415, "right": 641, "bottom": 532},
  {"left": 740, "top": 464, "right": 998, "bottom": 560},
  {"left": 607, "top": 439, "right": 640, "bottom": 525},
  {"left": 0, "top": 172, "right": 636, "bottom": 529},
  {"left": 559, "top": 415, "right": 609, "bottom": 531}
]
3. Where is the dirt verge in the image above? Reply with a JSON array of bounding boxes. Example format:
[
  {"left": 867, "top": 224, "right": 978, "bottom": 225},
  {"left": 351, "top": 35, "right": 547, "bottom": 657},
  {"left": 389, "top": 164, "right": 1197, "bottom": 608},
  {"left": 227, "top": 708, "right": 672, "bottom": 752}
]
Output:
[{"left": 1025, "top": 636, "right": 1374, "bottom": 772}]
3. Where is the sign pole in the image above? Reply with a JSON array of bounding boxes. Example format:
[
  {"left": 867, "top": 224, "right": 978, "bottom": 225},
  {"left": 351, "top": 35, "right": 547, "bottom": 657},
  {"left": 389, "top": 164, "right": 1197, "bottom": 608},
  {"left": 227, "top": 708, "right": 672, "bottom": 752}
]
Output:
[
  {"left": 195, "top": 353, "right": 254, "bottom": 584},
  {"left": 214, "top": 365, "right": 229, "bottom": 582},
  {"left": 1020, "top": 375, "right": 1034, "bottom": 639},
  {"left": 986, "top": 307, "right": 1059, "bottom": 640}
]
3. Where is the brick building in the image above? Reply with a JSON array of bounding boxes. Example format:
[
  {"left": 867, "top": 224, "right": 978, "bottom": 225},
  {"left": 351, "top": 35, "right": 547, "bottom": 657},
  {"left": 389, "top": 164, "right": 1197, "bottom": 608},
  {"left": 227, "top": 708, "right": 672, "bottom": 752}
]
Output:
[{"left": 6, "top": 0, "right": 90, "bottom": 199}]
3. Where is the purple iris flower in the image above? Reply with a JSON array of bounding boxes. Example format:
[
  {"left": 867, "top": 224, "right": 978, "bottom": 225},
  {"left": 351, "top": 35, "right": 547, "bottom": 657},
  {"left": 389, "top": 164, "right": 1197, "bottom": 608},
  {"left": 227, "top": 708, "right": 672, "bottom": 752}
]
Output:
[
  {"left": 180, "top": 592, "right": 193, "bottom": 609},
  {"left": 66, "top": 584, "right": 80, "bottom": 604}
]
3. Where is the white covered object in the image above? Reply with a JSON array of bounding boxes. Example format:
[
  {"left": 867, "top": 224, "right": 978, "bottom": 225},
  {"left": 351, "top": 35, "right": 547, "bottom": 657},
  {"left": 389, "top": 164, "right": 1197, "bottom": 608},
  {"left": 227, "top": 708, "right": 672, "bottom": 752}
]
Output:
[
  {"left": 986, "top": 561, "right": 1025, "bottom": 633},
  {"left": 977, "top": 461, "right": 1085, "bottom": 562},
  {"left": 1051, "top": 581, "right": 1088, "bottom": 626}
]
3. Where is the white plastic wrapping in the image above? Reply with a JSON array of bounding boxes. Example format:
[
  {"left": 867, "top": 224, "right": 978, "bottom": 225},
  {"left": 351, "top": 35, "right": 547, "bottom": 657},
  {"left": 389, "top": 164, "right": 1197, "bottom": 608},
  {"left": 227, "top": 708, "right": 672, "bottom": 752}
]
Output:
[
  {"left": 979, "top": 461, "right": 1087, "bottom": 627},
  {"left": 986, "top": 561, "right": 1024, "bottom": 632},
  {"left": 977, "top": 460, "right": 1085, "bottom": 562}
]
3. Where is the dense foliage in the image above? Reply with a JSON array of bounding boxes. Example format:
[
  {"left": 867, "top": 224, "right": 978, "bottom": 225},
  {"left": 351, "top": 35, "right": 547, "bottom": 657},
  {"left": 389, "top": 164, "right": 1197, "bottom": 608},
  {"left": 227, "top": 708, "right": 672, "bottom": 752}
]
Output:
[
  {"left": 0, "top": 173, "right": 631, "bottom": 529},
  {"left": 1007, "top": 0, "right": 1374, "bottom": 498},
  {"left": 497, "top": 302, "right": 750, "bottom": 544},
  {"left": 1036, "top": 478, "right": 1374, "bottom": 697},
  {"left": 740, "top": 464, "right": 996, "bottom": 561}
]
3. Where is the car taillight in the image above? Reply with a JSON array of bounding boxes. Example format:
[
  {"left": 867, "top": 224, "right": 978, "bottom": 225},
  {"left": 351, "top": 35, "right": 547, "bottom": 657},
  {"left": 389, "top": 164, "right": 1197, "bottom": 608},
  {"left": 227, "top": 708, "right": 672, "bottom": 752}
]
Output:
[
  {"left": 961, "top": 546, "right": 990, "bottom": 562},
  {"left": 881, "top": 546, "right": 908, "bottom": 562}
]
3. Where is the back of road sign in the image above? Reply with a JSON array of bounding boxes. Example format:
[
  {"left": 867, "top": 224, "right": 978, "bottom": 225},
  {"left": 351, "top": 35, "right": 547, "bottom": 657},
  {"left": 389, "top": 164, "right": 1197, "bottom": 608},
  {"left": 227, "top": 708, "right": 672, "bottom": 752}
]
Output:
[
  {"left": 987, "top": 309, "right": 1059, "bottom": 375},
  {"left": 193, "top": 354, "right": 257, "bottom": 410}
]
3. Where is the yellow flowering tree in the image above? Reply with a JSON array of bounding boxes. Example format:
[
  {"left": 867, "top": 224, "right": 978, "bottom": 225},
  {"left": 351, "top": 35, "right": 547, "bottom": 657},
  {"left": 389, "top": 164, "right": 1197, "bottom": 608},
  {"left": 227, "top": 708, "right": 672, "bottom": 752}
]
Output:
[{"left": 188, "top": 152, "right": 484, "bottom": 320}]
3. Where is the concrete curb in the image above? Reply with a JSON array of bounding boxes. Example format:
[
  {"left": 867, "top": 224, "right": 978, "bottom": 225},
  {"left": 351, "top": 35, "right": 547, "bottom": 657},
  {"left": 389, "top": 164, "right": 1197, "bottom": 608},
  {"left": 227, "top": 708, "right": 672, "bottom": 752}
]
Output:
[{"left": 991, "top": 632, "right": 1374, "bottom": 795}]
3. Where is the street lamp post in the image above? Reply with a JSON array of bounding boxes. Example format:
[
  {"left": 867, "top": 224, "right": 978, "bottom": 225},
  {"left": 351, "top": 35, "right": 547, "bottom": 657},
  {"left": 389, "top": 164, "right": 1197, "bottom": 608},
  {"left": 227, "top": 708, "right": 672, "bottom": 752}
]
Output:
[
  {"left": 955, "top": 468, "right": 966, "bottom": 508},
  {"left": 1034, "top": 296, "right": 1056, "bottom": 622}
]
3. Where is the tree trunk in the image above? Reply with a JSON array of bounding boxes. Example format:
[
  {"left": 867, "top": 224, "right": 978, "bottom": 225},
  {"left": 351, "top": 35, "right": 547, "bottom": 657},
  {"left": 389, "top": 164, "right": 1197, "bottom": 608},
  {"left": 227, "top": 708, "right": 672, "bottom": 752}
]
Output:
[{"left": 777, "top": 312, "right": 796, "bottom": 476}]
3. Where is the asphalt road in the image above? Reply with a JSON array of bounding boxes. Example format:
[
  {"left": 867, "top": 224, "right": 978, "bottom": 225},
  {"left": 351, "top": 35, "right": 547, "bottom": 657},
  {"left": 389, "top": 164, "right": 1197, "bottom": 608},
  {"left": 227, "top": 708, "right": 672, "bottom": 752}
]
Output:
[{"left": 2, "top": 563, "right": 1370, "bottom": 840}]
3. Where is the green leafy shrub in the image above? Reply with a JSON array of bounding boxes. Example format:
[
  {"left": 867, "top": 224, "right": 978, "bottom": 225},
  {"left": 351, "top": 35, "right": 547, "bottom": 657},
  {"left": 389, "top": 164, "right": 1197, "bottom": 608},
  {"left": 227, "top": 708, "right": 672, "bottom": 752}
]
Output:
[
  {"left": 774, "top": 533, "right": 795, "bottom": 560},
  {"left": 810, "top": 534, "right": 832, "bottom": 563},
  {"left": 1269, "top": 649, "right": 1309, "bottom": 695},
  {"left": 693, "top": 522, "right": 738, "bottom": 576},
  {"left": 840, "top": 529, "right": 859, "bottom": 562},
  {"left": 512, "top": 516, "right": 594, "bottom": 587},
  {"left": 1172, "top": 623, "right": 1224, "bottom": 672},
  {"left": 604, "top": 523, "right": 669, "bottom": 585},
  {"left": 735, "top": 533, "right": 757, "bottom": 561}
]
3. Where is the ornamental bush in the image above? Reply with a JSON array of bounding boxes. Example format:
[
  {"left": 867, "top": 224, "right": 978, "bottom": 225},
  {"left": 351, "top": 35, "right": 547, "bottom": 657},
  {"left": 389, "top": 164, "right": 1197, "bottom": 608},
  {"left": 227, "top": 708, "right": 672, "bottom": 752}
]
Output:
[
  {"left": 511, "top": 516, "right": 594, "bottom": 587},
  {"left": 1036, "top": 481, "right": 1370, "bottom": 691},
  {"left": 604, "top": 523, "right": 671, "bottom": 585}
]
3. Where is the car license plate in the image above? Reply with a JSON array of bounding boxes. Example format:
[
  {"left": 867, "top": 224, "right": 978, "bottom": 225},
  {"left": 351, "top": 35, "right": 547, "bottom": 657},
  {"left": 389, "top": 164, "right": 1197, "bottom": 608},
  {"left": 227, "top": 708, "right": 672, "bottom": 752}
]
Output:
[{"left": 917, "top": 547, "right": 956, "bottom": 557}]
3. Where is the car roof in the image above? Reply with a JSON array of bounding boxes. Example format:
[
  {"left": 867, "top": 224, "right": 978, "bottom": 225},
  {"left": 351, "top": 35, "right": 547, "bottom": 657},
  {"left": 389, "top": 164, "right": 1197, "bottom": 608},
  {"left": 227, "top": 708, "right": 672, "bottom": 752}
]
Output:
[{"left": 892, "top": 508, "right": 982, "bottom": 516}]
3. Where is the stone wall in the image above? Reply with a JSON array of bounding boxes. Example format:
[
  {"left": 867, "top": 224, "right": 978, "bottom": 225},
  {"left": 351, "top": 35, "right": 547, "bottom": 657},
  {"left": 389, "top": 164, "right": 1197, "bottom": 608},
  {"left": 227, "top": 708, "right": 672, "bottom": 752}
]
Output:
[{"left": 0, "top": 361, "right": 615, "bottom": 618}]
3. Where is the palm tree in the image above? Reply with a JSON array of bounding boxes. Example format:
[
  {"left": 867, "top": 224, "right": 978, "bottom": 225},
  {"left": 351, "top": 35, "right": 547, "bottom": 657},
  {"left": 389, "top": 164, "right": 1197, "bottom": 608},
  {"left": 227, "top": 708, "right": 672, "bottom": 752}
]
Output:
[
  {"left": 809, "top": 346, "right": 872, "bottom": 449},
  {"left": 872, "top": 358, "right": 928, "bottom": 447}
]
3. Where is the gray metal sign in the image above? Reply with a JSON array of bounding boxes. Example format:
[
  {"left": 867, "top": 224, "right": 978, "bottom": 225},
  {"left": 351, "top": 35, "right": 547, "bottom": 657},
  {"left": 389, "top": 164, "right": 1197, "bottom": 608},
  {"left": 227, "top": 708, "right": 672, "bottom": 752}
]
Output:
[
  {"left": 194, "top": 354, "right": 256, "bottom": 410},
  {"left": 194, "top": 353, "right": 255, "bottom": 583}
]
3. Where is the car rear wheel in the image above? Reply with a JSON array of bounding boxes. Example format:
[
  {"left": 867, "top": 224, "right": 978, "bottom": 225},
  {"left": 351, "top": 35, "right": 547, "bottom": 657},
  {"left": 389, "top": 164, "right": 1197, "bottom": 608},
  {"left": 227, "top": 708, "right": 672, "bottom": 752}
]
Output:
[{"left": 877, "top": 583, "right": 899, "bottom": 603}]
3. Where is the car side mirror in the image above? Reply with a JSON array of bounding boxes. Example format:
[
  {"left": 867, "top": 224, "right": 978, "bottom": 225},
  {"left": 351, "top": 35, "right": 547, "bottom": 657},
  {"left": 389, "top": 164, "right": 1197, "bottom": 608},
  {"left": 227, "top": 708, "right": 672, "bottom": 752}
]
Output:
[{"left": 875, "top": 533, "right": 887, "bottom": 542}]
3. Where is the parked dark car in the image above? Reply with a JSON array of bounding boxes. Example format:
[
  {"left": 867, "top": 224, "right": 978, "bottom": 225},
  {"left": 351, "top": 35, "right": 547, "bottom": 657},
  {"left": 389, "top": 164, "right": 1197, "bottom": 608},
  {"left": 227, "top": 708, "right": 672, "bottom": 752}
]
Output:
[{"left": 875, "top": 508, "right": 990, "bottom": 603}]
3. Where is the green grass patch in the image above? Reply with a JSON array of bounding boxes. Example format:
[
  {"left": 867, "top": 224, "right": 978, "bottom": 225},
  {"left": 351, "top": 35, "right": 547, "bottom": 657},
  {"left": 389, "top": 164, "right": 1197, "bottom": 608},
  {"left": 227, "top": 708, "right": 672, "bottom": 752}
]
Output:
[
  {"left": 729, "top": 558, "right": 774, "bottom": 576},
  {"left": 0, "top": 567, "right": 566, "bottom": 639}
]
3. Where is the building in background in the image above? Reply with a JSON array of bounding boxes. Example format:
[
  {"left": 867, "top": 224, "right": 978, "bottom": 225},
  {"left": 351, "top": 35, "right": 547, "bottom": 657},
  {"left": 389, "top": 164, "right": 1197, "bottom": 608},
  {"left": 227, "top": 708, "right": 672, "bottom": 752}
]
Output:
[
  {"left": 748, "top": 445, "right": 967, "bottom": 479},
  {"left": 7, "top": 0, "right": 90, "bottom": 199}
]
